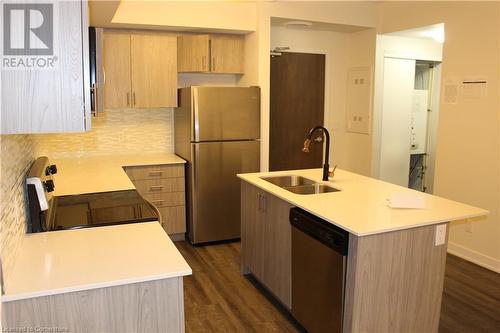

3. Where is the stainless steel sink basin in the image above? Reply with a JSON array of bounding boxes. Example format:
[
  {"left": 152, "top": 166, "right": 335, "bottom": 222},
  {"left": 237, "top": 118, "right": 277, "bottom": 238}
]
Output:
[
  {"left": 262, "top": 175, "right": 315, "bottom": 187},
  {"left": 284, "top": 184, "right": 340, "bottom": 195},
  {"left": 261, "top": 175, "right": 340, "bottom": 195}
]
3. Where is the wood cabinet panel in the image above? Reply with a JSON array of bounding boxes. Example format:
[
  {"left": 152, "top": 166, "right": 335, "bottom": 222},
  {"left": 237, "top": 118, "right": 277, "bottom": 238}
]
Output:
[
  {"left": 1, "top": 0, "right": 90, "bottom": 134},
  {"left": 210, "top": 35, "right": 244, "bottom": 74},
  {"left": 240, "top": 182, "right": 292, "bottom": 308},
  {"left": 132, "top": 178, "right": 185, "bottom": 195},
  {"left": 343, "top": 224, "right": 449, "bottom": 333},
  {"left": 141, "top": 192, "right": 186, "bottom": 208},
  {"left": 176, "top": 34, "right": 244, "bottom": 74},
  {"left": 2, "top": 277, "right": 185, "bottom": 332},
  {"left": 241, "top": 182, "right": 265, "bottom": 279},
  {"left": 125, "top": 164, "right": 184, "bottom": 181},
  {"left": 125, "top": 164, "right": 186, "bottom": 235},
  {"left": 103, "top": 31, "right": 131, "bottom": 109},
  {"left": 177, "top": 35, "right": 209, "bottom": 72},
  {"left": 130, "top": 34, "right": 177, "bottom": 108},
  {"left": 262, "top": 192, "right": 293, "bottom": 308},
  {"left": 159, "top": 206, "right": 186, "bottom": 234}
]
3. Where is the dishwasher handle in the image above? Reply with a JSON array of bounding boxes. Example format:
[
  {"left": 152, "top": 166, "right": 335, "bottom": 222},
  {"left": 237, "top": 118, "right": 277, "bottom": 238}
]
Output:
[{"left": 290, "top": 207, "right": 349, "bottom": 256}]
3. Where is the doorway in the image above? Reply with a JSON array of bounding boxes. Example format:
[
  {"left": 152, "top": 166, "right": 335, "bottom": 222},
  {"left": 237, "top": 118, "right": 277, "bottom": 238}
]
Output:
[
  {"left": 378, "top": 57, "right": 441, "bottom": 192},
  {"left": 269, "top": 52, "right": 325, "bottom": 171}
]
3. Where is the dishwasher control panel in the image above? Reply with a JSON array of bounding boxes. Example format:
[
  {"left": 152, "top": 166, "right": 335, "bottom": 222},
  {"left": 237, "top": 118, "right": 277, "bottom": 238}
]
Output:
[{"left": 290, "top": 207, "right": 349, "bottom": 255}]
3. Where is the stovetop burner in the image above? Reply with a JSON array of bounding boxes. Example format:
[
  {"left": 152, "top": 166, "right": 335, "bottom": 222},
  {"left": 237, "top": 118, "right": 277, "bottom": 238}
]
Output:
[{"left": 27, "top": 157, "right": 159, "bottom": 232}]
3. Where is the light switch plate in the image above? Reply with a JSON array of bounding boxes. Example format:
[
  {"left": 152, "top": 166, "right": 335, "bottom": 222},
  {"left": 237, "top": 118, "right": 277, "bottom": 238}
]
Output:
[{"left": 435, "top": 224, "right": 447, "bottom": 246}]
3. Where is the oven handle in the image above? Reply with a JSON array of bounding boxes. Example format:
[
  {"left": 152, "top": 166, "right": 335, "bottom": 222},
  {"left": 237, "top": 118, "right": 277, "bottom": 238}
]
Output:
[{"left": 145, "top": 199, "right": 162, "bottom": 226}]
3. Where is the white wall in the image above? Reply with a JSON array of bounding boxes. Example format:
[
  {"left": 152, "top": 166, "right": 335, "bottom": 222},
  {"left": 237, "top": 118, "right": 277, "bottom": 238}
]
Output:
[
  {"left": 268, "top": 25, "right": 376, "bottom": 175},
  {"left": 238, "top": 2, "right": 378, "bottom": 171},
  {"left": 270, "top": 25, "right": 348, "bottom": 154},
  {"left": 379, "top": 1, "right": 500, "bottom": 272},
  {"left": 372, "top": 34, "right": 443, "bottom": 179}
]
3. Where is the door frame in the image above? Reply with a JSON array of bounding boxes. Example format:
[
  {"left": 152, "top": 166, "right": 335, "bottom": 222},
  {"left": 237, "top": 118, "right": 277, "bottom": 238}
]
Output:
[{"left": 371, "top": 34, "right": 443, "bottom": 181}]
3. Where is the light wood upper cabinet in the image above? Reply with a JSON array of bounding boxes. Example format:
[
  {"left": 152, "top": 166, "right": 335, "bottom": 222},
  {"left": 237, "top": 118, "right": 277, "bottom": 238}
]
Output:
[
  {"left": 130, "top": 34, "right": 177, "bottom": 108},
  {"left": 103, "top": 31, "right": 131, "bottom": 109},
  {"left": 103, "top": 31, "right": 177, "bottom": 109},
  {"left": 177, "top": 34, "right": 244, "bottom": 74},
  {"left": 210, "top": 35, "right": 244, "bottom": 74},
  {"left": 1, "top": 0, "right": 91, "bottom": 134},
  {"left": 177, "top": 35, "right": 209, "bottom": 72}
]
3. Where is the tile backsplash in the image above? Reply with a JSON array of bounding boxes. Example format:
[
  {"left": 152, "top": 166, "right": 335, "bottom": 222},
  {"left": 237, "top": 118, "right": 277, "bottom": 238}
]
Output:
[
  {"left": 0, "top": 135, "right": 38, "bottom": 281},
  {"left": 0, "top": 108, "right": 174, "bottom": 282},
  {"left": 36, "top": 108, "right": 174, "bottom": 158}
]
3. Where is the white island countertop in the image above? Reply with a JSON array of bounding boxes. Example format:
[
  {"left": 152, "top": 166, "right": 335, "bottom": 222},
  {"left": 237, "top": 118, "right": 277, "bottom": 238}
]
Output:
[
  {"left": 52, "top": 152, "right": 185, "bottom": 196},
  {"left": 238, "top": 168, "right": 488, "bottom": 236},
  {"left": 2, "top": 222, "right": 192, "bottom": 302}
]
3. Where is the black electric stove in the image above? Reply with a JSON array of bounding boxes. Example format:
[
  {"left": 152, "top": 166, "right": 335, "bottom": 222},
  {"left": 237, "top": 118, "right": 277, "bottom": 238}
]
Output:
[{"left": 27, "top": 157, "right": 159, "bottom": 232}]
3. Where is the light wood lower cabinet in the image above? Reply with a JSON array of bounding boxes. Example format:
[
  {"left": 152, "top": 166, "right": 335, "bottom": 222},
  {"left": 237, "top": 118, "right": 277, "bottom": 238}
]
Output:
[
  {"left": 126, "top": 164, "right": 186, "bottom": 236},
  {"left": 241, "top": 182, "right": 292, "bottom": 309},
  {"left": 2, "top": 278, "right": 185, "bottom": 333},
  {"left": 241, "top": 180, "right": 450, "bottom": 332}
]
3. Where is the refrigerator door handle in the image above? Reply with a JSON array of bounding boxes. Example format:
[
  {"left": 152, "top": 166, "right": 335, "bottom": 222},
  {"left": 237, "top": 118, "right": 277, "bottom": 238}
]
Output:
[
  {"left": 193, "top": 144, "right": 199, "bottom": 188},
  {"left": 193, "top": 89, "right": 200, "bottom": 142}
]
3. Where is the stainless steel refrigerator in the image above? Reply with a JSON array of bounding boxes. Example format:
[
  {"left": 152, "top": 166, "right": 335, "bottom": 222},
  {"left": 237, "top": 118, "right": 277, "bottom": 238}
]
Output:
[{"left": 174, "top": 86, "right": 260, "bottom": 244}]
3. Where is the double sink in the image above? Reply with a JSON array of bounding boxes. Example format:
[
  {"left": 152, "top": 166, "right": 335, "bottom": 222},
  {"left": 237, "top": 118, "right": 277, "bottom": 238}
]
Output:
[{"left": 261, "top": 175, "right": 340, "bottom": 195}]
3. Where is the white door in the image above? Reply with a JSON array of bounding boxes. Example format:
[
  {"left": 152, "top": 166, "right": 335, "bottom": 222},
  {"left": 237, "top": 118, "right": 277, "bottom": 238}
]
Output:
[{"left": 379, "top": 57, "right": 416, "bottom": 186}]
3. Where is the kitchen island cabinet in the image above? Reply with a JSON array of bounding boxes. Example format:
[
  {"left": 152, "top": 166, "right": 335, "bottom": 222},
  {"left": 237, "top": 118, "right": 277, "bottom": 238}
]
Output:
[
  {"left": 241, "top": 182, "right": 293, "bottom": 308},
  {"left": 239, "top": 168, "right": 488, "bottom": 332},
  {"left": 1, "top": 222, "right": 191, "bottom": 332}
]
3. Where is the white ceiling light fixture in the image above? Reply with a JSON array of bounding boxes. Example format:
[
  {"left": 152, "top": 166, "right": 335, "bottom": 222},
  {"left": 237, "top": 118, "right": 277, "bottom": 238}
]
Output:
[{"left": 284, "top": 20, "right": 313, "bottom": 28}]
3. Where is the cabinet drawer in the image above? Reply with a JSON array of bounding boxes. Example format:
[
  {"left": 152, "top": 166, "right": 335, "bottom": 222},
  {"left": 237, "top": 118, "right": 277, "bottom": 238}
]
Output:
[
  {"left": 142, "top": 192, "right": 185, "bottom": 207},
  {"left": 159, "top": 206, "right": 186, "bottom": 234},
  {"left": 132, "top": 178, "right": 185, "bottom": 194},
  {"left": 125, "top": 164, "right": 184, "bottom": 181}
]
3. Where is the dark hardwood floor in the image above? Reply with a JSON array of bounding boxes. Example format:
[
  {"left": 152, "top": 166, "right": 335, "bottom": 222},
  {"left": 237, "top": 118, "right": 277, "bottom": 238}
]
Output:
[
  {"left": 439, "top": 254, "right": 500, "bottom": 333},
  {"left": 175, "top": 241, "right": 500, "bottom": 333}
]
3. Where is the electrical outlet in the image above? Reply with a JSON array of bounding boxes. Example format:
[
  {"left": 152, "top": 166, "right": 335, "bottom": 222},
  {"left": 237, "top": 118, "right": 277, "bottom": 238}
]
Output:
[
  {"left": 465, "top": 222, "right": 473, "bottom": 233},
  {"left": 435, "top": 224, "right": 447, "bottom": 246}
]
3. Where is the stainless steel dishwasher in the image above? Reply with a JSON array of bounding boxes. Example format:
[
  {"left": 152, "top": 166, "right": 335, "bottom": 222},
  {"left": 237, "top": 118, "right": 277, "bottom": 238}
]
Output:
[{"left": 290, "top": 207, "right": 349, "bottom": 333}]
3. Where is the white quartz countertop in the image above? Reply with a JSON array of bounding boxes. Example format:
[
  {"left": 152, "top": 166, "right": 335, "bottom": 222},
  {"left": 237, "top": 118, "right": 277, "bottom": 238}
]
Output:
[
  {"left": 52, "top": 152, "right": 185, "bottom": 196},
  {"left": 238, "top": 168, "right": 488, "bottom": 236},
  {"left": 2, "top": 222, "right": 192, "bottom": 302}
]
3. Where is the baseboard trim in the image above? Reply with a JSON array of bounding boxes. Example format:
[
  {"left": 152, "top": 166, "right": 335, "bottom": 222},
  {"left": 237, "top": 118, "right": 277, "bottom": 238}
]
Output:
[{"left": 447, "top": 241, "right": 500, "bottom": 274}]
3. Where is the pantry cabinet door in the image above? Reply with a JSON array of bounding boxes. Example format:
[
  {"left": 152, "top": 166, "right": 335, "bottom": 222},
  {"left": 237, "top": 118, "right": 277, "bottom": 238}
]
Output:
[
  {"left": 103, "top": 31, "right": 131, "bottom": 109},
  {"left": 1, "top": 0, "right": 90, "bottom": 134},
  {"left": 130, "top": 34, "right": 177, "bottom": 108}
]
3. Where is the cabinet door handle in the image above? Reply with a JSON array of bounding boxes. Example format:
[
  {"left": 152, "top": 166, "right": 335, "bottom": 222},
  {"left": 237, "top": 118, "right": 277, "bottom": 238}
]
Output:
[
  {"left": 149, "top": 185, "right": 163, "bottom": 192},
  {"left": 151, "top": 199, "right": 164, "bottom": 207},
  {"left": 258, "top": 193, "right": 265, "bottom": 212},
  {"left": 126, "top": 92, "right": 130, "bottom": 106},
  {"left": 132, "top": 92, "right": 136, "bottom": 106},
  {"left": 148, "top": 171, "right": 163, "bottom": 177}
]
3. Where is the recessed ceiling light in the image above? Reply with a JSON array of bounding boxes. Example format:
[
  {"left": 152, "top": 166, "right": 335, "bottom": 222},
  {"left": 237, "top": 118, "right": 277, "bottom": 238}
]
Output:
[{"left": 284, "top": 21, "right": 313, "bottom": 28}]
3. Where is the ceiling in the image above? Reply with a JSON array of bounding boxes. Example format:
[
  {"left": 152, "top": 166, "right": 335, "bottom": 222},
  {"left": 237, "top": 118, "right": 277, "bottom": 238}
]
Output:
[{"left": 271, "top": 17, "right": 372, "bottom": 33}]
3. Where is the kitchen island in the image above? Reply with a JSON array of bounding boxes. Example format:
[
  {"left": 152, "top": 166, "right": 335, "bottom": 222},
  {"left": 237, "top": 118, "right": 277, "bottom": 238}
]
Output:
[
  {"left": 2, "top": 222, "right": 191, "bottom": 332},
  {"left": 238, "top": 168, "right": 488, "bottom": 333}
]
